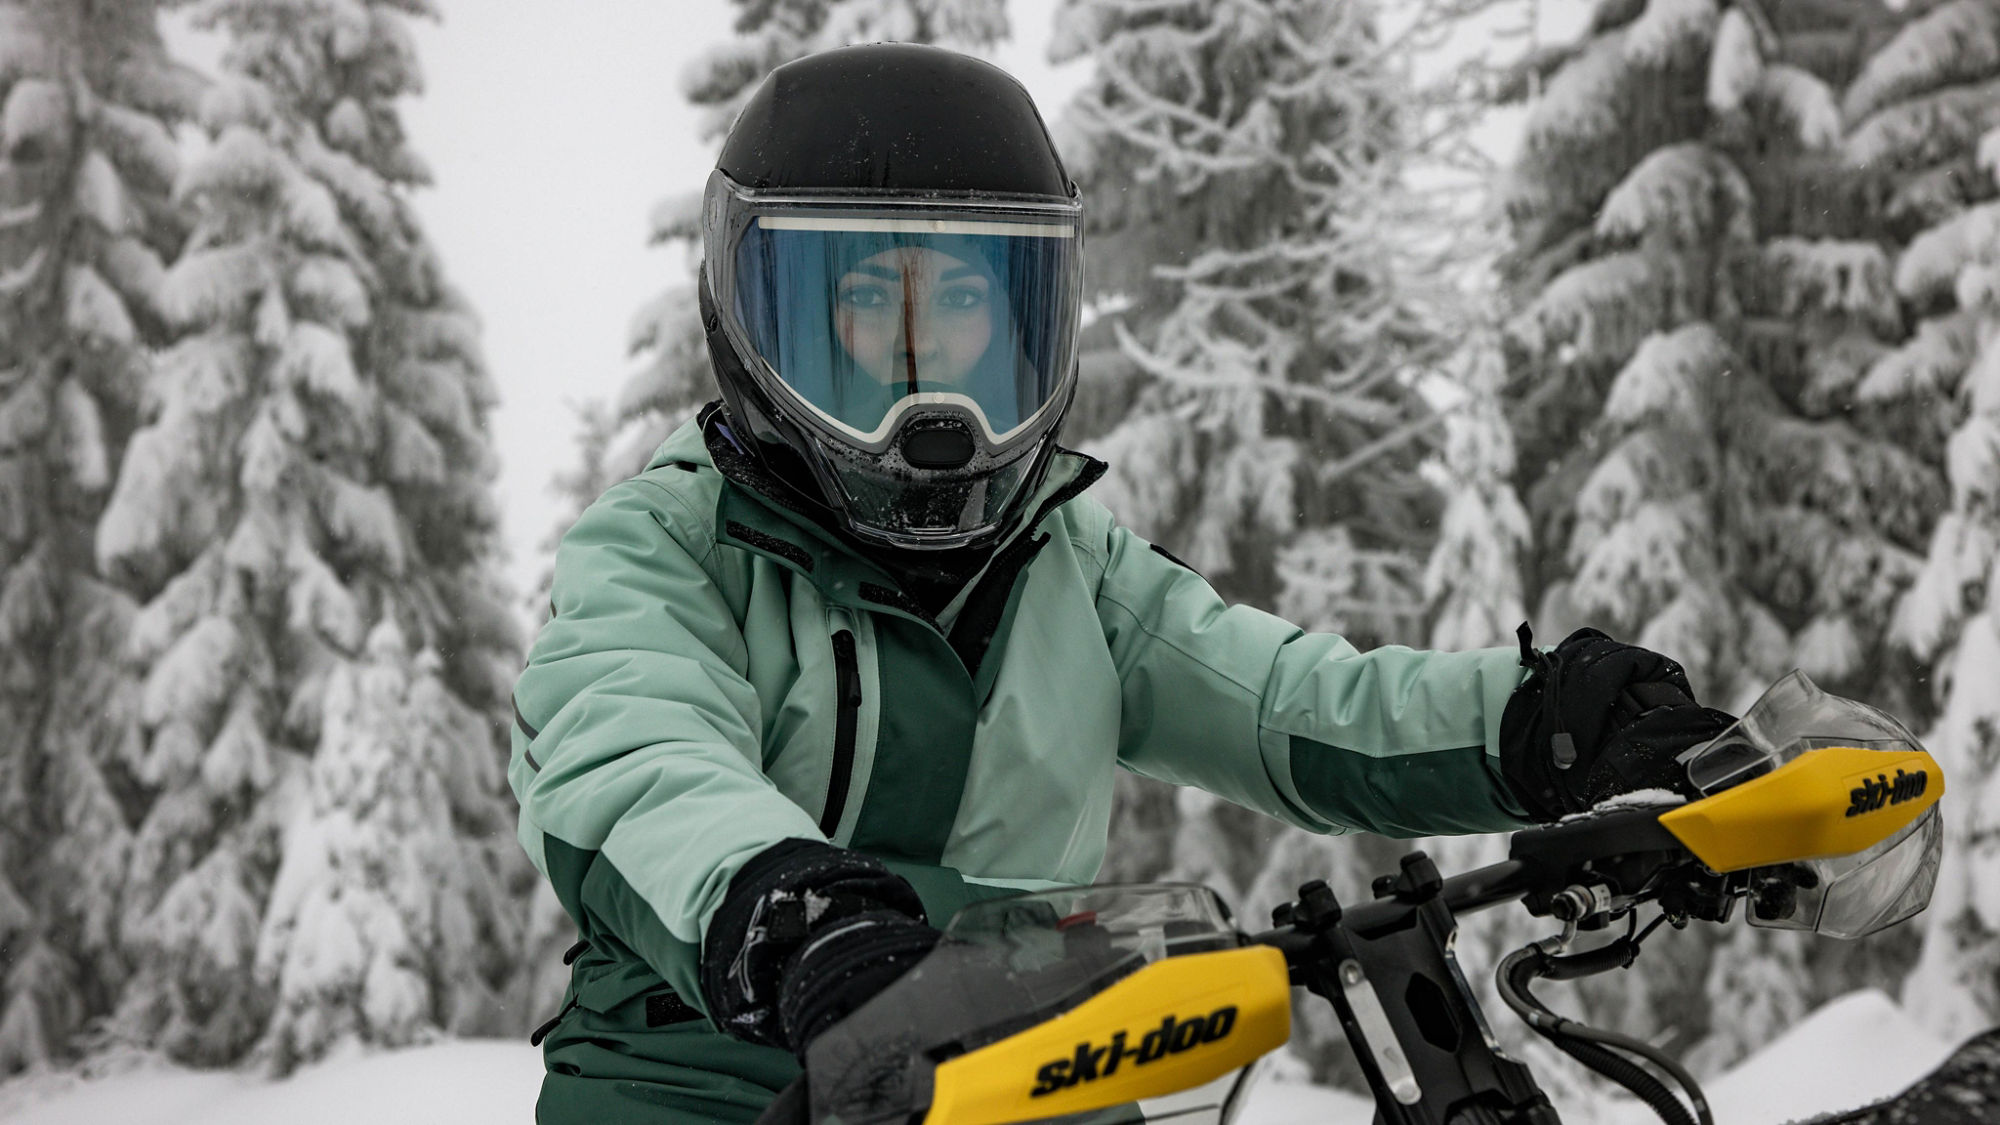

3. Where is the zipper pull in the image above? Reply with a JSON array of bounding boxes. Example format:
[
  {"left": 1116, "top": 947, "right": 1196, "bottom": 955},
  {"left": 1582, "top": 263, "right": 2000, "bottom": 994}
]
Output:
[{"left": 1518, "top": 623, "right": 1577, "bottom": 771}]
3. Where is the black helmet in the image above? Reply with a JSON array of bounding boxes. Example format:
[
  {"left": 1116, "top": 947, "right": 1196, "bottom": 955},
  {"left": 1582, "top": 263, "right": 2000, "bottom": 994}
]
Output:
[{"left": 699, "top": 43, "right": 1084, "bottom": 550}]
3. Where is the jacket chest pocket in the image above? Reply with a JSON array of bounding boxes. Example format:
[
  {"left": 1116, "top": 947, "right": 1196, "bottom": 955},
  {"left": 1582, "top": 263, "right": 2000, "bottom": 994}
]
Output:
[
  {"left": 820, "top": 627, "right": 863, "bottom": 837},
  {"left": 763, "top": 608, "right": 880, "bottom": 843}
]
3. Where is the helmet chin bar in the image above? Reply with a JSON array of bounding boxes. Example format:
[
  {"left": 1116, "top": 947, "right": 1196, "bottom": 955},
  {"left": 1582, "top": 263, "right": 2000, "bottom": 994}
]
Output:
[{"left": 803, "top": 418, "right": 1052, "bottom": 551}]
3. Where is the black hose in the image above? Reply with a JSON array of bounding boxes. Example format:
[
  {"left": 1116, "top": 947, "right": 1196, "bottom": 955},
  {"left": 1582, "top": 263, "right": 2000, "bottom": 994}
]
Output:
[
  {"left": 1498, "top": 946, "right": 1713, "bottom": 1125},
  {"left": 1542, "top": 1031, "right": 1695, "bottom": 1125}
]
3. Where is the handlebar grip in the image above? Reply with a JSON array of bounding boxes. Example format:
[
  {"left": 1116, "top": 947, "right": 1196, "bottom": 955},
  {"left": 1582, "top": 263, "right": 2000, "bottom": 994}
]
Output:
[{"left": 755, "top": 1075, "right": 811, "bottom": 1125}]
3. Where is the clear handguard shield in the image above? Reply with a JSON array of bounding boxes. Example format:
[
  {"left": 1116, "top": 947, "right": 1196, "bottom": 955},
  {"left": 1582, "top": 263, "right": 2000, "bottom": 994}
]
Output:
[
  {"left": 805, "top": 885, "right": 1274, "bottom": 1125},
  {"left": 1677, "top": 672, "right": 1943, "bottom": 940}
]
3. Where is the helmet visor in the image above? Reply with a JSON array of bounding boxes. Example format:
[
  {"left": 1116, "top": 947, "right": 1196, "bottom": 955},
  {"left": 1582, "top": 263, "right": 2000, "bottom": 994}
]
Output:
[{"left": 721, "top": 205, "right": 1082, "bottom": 450}]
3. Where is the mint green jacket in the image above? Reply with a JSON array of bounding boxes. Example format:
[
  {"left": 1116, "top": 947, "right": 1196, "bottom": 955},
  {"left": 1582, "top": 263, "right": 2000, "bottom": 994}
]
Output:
[{"left": 509, "top": 415, "right": 1532, "bottom": 1019}]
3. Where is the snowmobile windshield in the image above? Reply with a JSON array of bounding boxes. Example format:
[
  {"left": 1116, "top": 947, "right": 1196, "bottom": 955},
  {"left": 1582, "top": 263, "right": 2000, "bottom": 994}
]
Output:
[
  {"left": 804, "top": 885, "right": 1272, "bottom": 1125},
  {"left": 704, "top": 173, "right": 1083, "bottom": 453},
  {"left": 1678, "top": 672, "right": 1942, "bottom": 939}
]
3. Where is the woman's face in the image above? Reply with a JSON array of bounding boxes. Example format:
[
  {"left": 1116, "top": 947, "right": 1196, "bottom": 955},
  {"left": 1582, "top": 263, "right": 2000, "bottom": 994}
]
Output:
[{"left": 833, "top": 246, "right": 995, "bottom": 389}]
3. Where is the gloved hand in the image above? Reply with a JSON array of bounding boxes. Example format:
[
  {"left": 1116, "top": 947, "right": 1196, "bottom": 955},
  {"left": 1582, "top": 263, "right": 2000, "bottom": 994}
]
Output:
[
  {"left": 700, "top": 838, "right": 939, "bottom": 1056},
  {"left": 1499, "top": 624, "right": 1736, "bottom": 822}
]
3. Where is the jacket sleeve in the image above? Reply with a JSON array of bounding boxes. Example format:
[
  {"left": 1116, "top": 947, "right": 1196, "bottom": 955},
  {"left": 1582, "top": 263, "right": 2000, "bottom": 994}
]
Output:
[
  {"left": 1092, "top": 520, "right": 1534, "bottom": 838},
  {"left": 507, "top": 478, "right": 824, "bottom": 1010}
]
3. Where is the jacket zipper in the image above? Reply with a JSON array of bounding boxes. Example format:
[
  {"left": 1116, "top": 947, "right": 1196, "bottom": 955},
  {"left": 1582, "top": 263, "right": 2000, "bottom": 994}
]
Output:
[{"left": 820, "top": 630, "right": 862, "bottom": 837}]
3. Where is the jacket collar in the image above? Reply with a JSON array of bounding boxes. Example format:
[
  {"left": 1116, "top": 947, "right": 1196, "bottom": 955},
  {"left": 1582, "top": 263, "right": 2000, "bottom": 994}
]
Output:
[{"left": 675, "top": 403, "right": 1105, "bottom": 630}]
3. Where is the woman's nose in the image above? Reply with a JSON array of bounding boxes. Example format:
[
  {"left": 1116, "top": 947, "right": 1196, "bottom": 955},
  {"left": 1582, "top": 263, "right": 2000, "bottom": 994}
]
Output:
[{"left": 897, "top": 310, "right": 941, "bottom": 358}]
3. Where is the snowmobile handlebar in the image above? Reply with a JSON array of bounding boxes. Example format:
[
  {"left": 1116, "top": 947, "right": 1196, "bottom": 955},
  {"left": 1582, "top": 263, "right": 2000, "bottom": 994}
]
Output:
[{"left": 766, "top": 674, "right": 1946, "bottom": 1125}]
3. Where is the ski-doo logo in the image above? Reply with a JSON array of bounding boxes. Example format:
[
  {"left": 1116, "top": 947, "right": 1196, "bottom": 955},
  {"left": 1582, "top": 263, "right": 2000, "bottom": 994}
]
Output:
[
  {"left": 1029, "top": 1007, "right": 1238, "bottom": 1097},
  {"left": 1846, "top": 768, "right": 1928, "bottom": 817}
]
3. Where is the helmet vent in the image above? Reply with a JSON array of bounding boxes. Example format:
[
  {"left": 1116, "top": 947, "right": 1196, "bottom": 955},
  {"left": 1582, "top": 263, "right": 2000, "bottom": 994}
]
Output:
[{"left": 902, "top": 425, "right": 975, "bottom": 470}]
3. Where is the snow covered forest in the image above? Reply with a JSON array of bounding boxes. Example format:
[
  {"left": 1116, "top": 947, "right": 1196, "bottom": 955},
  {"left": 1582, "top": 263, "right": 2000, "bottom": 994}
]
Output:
[{"left": 1, "top": 0, "right": 1998, "bottom": 1114}]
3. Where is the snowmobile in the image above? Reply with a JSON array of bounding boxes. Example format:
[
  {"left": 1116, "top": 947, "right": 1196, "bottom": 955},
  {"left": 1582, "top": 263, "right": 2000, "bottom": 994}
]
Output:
[{"left": 755, "top": 671, "right": 1947, "bottom": 1125}]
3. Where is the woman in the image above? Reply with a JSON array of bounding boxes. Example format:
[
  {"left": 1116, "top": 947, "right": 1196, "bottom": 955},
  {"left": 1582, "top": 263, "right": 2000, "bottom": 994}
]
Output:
[{"left": 510, "top": 43, "right": 1732, "bottom": 1125}]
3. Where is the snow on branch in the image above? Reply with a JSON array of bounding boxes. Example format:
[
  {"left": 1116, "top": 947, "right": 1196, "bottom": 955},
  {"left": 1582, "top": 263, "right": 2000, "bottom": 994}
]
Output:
[
  {"left": 1896, "top": 202, "right": 2000, "bottom": 303},
  {"left": 278, "top": 321, "right": 365, "bottom": 409},
  {"left": 1523, "top": 29, "right": 1633, "bottom": 151},
  {"left": 1894, "top": 511, "right": 1998, "bottom": 655},
  {"left": 1757, "top": 65, "right": 1843, "bottom": 151},
  {"left": 1597, "top": 142, "right": 1752, "bottom": 246},
  {"left": 1568, "top": 497, "right": 1707, "bottom": 625},
  {"left": 1759, "top": 237, "right": 1900, "bottom": 333},
  {"left": 1860, "top": 309, "right": 1979, "bottom": 400},
  {"left": 288, "top": 255, "right": 371, "bottom": 329},
  {"left": 1707, "top": 6, "right": 1760, "bottom": 114},
  {"left": 64, "top": 264, "right": 137, "bottom": 348},
  {"left": 140, "top": 615, "right": 241, "bottom": 729},
  {"left": 1792, "top": 612, "right": 1863, "bottom": 681},
  {"left": 2, "top": 78, "right": 68, "bottom": 153},
  {"left": 1946, "top": 412, "right": 2000, "bottom": 501},
  {"left": 130, "top": 549, "right": 225, "bottom": 664},
  {"left": 99, "top": 235, "right": 168, "bottom": 320},
  {"left": 1970, "top": 331, "right": 2000, "bottom": 413},
  {"left": 1842, "top": 0, "right": 2000, "bottom": 124},
  {"left": 1511, "top": 252, "right": 1668, "bottom": 365},
  {"left": 285, "top": 535, "right": 366, "bottom": 653},
  {"left": 380, "top": 404, "right": 445, "bottom": 487},
  {"left": 315, "top": 472, "right": 407, "bottom": 576},
  {"left": 55, "top": 376, "right": 109, "bottom": 492},
  {"left": 1276, "top": 527, "right": 1428, "bottom": 640},
  {"left": 95, "top": 100, "right": 180, "bottom": 192},
  {"left": 1623, "top": 0, "right": 1718, "bottom": 66},
  {"left": 1574, "top": 428, "right": 1706, "bottom": 542},
  {"left": 178, "top": 124, "right": 288, "bottom": 202},
  {"left": 98, "top": 425, "right": 188, "bottom": 569},
  {"left": 1845, "top": 77, "right": 2000, "bottom": 171},
  {"left": 385, "top": 358, "right": 474, "bottom": 435},
  {"left": 160, "top": 243, "right": 271, "bottom": 328},
  {"left": 72, "top": 148, "right": 130, "bottom": 236},
  {"left": 1605, "top": 322, "right": 1730, "bottom": 428}
]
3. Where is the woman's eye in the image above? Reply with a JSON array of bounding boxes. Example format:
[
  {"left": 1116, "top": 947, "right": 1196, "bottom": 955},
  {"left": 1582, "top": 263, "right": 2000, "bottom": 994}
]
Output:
[
  {"left": 937, "top": 285, "right": 987, "bottom": 310},
  {"left": 839, "top": 284, "right": 891, "bottom": 309}
]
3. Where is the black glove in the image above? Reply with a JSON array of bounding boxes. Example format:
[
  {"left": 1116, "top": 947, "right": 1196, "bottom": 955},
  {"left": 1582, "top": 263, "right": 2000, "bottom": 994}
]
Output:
[
  {"left": 1499, "top": 624, "right": 1736, "bottom": 822},
  {"left": 700, "top": 838, "right": 939, "bottom": 1055}
]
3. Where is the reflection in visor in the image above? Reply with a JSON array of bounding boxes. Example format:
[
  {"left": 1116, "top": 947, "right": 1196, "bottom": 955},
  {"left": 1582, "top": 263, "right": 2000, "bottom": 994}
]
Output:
[{"left": 731, "top": 215, "right": 1079, "bottom": 443}]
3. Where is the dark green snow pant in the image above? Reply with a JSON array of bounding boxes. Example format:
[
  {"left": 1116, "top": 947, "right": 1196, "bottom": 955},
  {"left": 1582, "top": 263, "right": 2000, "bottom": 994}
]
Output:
[{"left": 535, "top": 861, "right": 1021, "bottom": 1124}]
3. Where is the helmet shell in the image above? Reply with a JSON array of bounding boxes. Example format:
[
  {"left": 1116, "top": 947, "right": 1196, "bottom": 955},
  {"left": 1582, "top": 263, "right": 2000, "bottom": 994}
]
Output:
[
  {"left": 701, "top": 44, "right": 1083, "bottom": 550},
  {"left": 718, "top": 43, "right": 1073, "bottom": 197}
]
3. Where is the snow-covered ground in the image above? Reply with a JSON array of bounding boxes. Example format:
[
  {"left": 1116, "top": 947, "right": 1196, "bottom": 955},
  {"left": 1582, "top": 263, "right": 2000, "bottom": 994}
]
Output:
[{"left": 0, "top": 990, "right": 1953, "bottom": 1125}]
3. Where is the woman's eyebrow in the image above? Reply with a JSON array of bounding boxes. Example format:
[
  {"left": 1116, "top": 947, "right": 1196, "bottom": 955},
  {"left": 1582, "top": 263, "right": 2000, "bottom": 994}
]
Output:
[{"left": 941, "top": 266, "right": 985, "bottom": 281}]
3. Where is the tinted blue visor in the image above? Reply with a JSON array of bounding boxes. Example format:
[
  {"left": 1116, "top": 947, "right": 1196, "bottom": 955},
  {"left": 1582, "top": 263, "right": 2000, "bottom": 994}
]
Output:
[{"left": 729, "top": 214, "right": 1081, "bottom": 445}]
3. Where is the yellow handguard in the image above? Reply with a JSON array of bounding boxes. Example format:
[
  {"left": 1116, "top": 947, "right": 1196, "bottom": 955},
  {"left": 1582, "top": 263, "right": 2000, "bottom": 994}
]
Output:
[
  {"left": 924, "top": 946, "right": 1292, "bottom": 1125},
  {"left": 1660, "top": 745, "right": 1943, "bottom": 873}
]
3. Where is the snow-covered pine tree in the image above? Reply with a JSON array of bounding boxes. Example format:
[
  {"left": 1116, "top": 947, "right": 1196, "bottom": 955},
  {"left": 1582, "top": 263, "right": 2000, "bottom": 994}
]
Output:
[
  {"left": 1498, "top": 0, "right": 1944, "bottom": 1071},
  {"left": 1830, "top": 0, "right": 2000, "bottom": 1044},
  {"left": 0, "top": 0, "right": 197, "bottom": 1072},
  {"left": 1058, "top": 0, "right": 1450, "bottom": 630},
  {"left": 95, "top": 0, "right": 519, "bottom": 1069}
]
